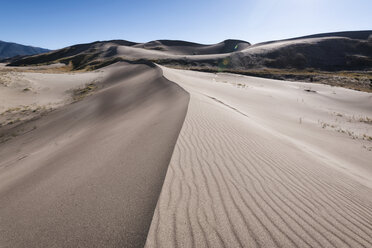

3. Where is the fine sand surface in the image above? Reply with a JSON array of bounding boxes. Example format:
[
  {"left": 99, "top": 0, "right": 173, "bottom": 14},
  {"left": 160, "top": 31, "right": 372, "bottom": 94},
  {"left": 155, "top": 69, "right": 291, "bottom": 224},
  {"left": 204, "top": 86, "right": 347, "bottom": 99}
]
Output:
[
  {"left": 0, "top": 63, "right": 107, "bottom": 112},
  {"left": 146, "top": 67, "right": 372, "bottom": 247},
  {"left": 0, "top": 62, "right": 189, "bottom": 247},
  {"left": 1, "top": 61, "right": 372, "bottom": 248}
]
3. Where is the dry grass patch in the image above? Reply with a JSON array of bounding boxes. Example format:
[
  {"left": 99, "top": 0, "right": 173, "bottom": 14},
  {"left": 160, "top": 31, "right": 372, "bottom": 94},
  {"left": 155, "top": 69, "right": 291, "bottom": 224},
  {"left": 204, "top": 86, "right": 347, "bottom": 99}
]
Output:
[
  {"left": 0, "top": 105, "right": 53, "bottom": 127},
  {"left": 72, "top": 82, "right": 98, "bottom": 101},
  {"left": 164, "top": 65, "right": 372, "bottom": 93}
]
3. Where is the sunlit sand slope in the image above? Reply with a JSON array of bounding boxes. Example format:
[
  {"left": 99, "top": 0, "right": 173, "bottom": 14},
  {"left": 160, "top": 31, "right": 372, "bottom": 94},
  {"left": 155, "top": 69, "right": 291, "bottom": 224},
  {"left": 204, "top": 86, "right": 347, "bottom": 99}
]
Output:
[{"left": 146, "top": 67, "right": 372, "bottom": 248}]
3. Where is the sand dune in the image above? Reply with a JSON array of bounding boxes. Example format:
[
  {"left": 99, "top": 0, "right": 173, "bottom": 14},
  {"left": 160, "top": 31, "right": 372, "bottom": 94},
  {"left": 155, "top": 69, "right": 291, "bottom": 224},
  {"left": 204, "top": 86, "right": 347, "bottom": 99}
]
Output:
[
  {"left": 0, "top": 64, "right": 107, "bottom": 112},
  {"left": 0, "top": 62, "right": 189, "bottom": 247},
  {"left": 6, "top": 39, "right": 248, "bottom": 69},
  {"left": 1, "top": 60, "right": 371, "bottom": 247},
  {"left": 6, "top": 31, "right": 371, "bottom": 73},
  {"left": 145, "top": 67, "right": 372, "bottom": 247}
]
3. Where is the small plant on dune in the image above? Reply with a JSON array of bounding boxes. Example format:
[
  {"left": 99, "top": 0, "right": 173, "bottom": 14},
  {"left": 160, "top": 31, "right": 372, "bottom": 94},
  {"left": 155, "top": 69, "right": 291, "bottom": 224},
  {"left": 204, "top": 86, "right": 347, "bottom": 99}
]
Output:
[
  {"left": 362, "top": 134, "right": 372, "bottom": 141},
  {"left": 320, "top": 121, "right": 330, "bottom": 129},
  {"left": 72, "top": 82, "right": 97, "bottom": 101},
  {"left": 358, "top": 116, "right": 372, "bottom": 124},
  {"left": 304, "top": 87, "right": 316, "bottom": 93},
  {"left": 363, "top": 145, "right": 372, "bottom": 151}
]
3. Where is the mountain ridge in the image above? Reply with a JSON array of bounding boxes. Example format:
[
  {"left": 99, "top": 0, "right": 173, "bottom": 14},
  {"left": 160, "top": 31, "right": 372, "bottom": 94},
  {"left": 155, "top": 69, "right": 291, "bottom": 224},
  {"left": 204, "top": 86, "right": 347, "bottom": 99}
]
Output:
[
  {"left": 4, "top": 31, "right": 372, "bottom": 73},
  {"left": 0, "top": 40, "right": 49, "bottom": 59}
]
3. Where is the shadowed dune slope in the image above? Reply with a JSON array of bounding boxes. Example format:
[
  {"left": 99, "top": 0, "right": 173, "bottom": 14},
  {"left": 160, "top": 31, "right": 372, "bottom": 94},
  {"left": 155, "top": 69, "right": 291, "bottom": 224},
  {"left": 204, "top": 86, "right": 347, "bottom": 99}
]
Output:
[
  {"left": 0, "top": 62, "right": 189, "bottom": 248},
  {"left": 133, "top": 39, "right": 251, "bottom": 55}
]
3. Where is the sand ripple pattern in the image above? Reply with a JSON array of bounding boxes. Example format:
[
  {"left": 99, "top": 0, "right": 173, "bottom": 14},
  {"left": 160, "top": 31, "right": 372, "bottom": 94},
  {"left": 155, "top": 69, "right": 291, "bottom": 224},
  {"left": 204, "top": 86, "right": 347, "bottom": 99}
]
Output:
[{"left": 145, "top": 93, "right": 372, "bottom": 248}]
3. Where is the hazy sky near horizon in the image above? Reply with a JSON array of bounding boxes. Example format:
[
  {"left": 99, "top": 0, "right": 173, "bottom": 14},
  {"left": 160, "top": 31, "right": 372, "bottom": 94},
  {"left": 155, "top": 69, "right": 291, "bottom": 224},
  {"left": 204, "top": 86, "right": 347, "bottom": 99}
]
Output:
[{"left": 1, "top": 0, "right": 371, "bottom": 49}]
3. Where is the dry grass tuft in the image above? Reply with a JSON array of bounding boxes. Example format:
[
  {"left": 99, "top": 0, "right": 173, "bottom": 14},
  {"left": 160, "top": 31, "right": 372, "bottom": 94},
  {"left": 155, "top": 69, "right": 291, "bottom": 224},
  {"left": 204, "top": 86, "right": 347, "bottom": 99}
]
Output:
[{"left": 72, "top": 82, "right": 98, "bottom": 101}]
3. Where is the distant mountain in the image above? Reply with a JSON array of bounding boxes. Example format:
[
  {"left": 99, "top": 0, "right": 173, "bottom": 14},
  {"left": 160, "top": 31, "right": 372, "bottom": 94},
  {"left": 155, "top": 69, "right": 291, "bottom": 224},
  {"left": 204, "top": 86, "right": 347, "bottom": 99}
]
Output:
[
  {"left": 0, "top": 40, "right": 49, "bottom": 59},
  {"left": 6, "top": 39, "right": 250, "bottom": 70},
  {"left": 5, "top": 31, "right": 372, "bottom": 71}
]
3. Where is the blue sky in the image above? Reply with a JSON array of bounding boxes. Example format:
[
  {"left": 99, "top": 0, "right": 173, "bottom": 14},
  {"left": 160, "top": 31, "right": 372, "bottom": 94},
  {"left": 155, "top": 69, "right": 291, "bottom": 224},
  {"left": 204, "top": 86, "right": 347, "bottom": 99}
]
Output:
[{"left": 1, "top": 0, "right": 371, "bottom": 49}]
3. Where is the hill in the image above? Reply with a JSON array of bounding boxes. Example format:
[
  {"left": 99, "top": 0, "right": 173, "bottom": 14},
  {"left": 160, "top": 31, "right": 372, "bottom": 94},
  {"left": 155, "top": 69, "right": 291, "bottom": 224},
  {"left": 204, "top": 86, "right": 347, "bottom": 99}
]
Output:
[
  {"left": 6, "top": 31, "right": 372, "bottom": 71},
  {"left": 0, "top": 40, "right": 49, "bottom": 59},
  {"left": 5, "top": 39, "right": 250, "bottom": 69},
  {"left": 4, "top": 31, "right": 372, "bottom": 91}
]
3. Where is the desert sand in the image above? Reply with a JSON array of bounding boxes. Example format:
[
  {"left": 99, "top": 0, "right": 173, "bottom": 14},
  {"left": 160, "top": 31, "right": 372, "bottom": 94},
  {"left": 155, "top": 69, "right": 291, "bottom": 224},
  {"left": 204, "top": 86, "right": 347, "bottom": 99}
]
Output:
[
  {"left": 0, "top": 62, "right": 189, "bottom": 247},
  {"left": 0, "top": 63, "right": 107, "bottom": 112},
  {"left": 145, "top": 66, "right": 372, "bottom": 247},
  {"left": 0, "top": 61, "right": 371, "bottom": 248}
]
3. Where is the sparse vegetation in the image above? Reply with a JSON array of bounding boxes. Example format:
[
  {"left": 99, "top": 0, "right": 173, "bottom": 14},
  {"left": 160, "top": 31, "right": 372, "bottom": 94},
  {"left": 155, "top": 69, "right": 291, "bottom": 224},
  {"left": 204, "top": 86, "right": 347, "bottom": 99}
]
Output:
[
  {"left": 318, "top": 119, "right": 372, "bottom": 151},
  {"left": 331, "top": 112, "right": 372, "bottom": 125},
  {"left": 0, "top": 105, "right": 52, "bottom": 128},
  {"left": 72, "top": 82, "right": 97, "bottom": 101},
  {"left": 0, "top": 105, "right": 48, "bottom": 143},
  {"left": 358, "top": 116, "right": 372, "bottom": 124},
  {"left": 304, "top": 88, "right": 316, "bottom": 93},
  {"left": 0, "top": 63, "right": 75, "bottom": 74},
  {"left": 163, "top": 65, "right": 372, "bottom": 93}
]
